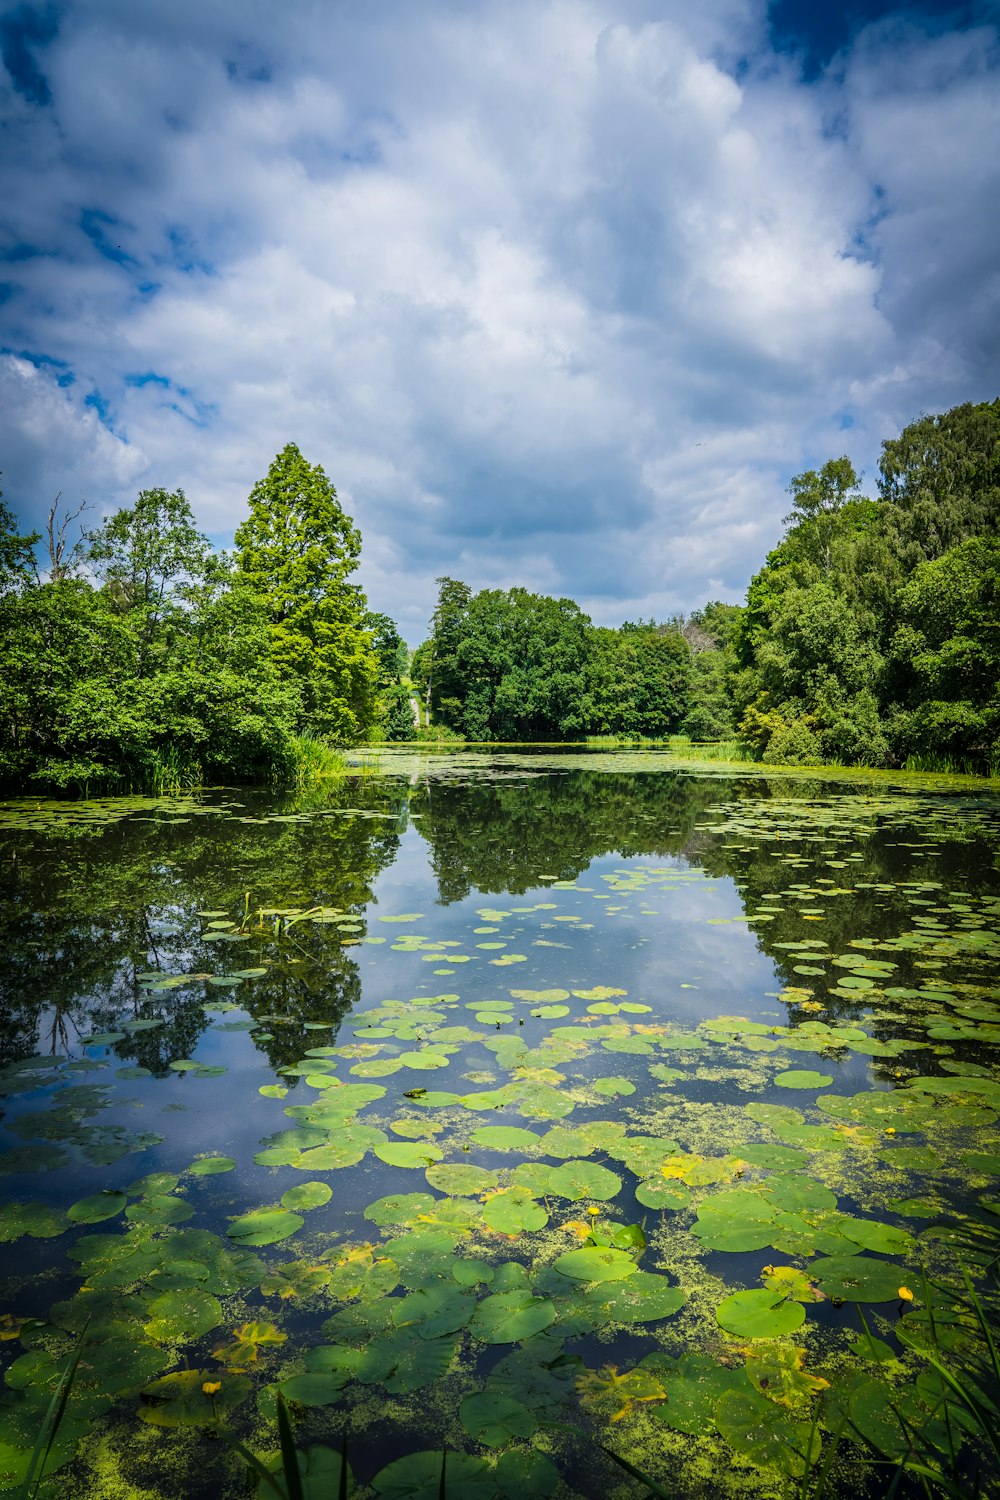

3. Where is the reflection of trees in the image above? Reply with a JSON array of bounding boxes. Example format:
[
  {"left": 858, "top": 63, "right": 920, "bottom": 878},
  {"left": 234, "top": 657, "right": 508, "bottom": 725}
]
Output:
[
  {"left": 411, "top": 771, "right": 725, "bottom": 903},
  {"left": 0, "top": 779, "right": 407, "bottom": 1082}
]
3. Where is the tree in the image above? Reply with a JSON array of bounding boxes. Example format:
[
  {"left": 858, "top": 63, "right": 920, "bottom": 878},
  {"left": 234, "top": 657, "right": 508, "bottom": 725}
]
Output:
[
  {"left": 783, "top": 457, "right": 863, "bottom": 573},
  {"left": 0, "top": 478, "right": 40, "bottom": 597},
  {"left": 86, "top": 488, "right": 211, "bottom": 673},
  {"left": 429, "top": 577, "right": 472, "bottom": 728},
  {"left": 234, "top": 445, "right": 378, "bottom": 742}
]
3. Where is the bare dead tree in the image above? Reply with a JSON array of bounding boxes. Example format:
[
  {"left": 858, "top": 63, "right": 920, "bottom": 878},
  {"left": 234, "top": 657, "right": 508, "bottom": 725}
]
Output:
[{"left": 36, "top": 494, "right": 91, "bottom": 582}]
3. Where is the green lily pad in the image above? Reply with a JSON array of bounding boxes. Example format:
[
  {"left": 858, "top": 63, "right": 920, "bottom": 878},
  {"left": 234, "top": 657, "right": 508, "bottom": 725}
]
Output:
[
  {"left": 469, "top": 1292, "right": 556, "bottom": 1343},
  {"left": 715, "top": 1289, "right": 805, "bottom": 1339},
  {"left": 469, "top": 1125, "right": 542, "bottom": 1152},
  {"left": 459, "top": 1391, "right": 536, "bottom": 1447},
  {"left": 552, "top": 1247, "right": 637, "bottom": 1282},
  {"left": 139, "top": 1369, "right": 251, "bottom": 1426},
  {"left": 425, "top": 1163, "right": 498, "bottom": 1196},
  {"left": 715, "top": 1387, "right": 821, "bottom": 1476},
  {"left": 372, "top": 1450, "right": 494, "bottom": 1499},
  {"left": 810, "top": 1256, "right": 911, "bottom": 1302},
  {"left": 189, "top": 1156, "right": 236, "bottom": 1176},
  {"left": 392, "top": 1286, "right": 476, "bottom": 1340},
  {"left": 144, "top": 1288, "right": 223, "bottom": 1343},
  {"left": 227, "top": 1209, "right": 304, "bottom": 1246},
  {"left": 775, "top": 1070, "right": 834, "bottom": 1089},
  {"left": 281, "top": 1181, "right": 332, "bottom": 1212},
  {"left": 66, "top": 1191, "right": 127, "bottom": 1224},
  {"left": 374, "top": 1142, "right": 444, "bottom": 1169}
]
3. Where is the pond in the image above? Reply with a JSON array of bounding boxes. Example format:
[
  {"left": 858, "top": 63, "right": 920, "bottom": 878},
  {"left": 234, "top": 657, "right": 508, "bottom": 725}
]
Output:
[{"left": 1, "top": 749, "right": 999, "bottom": 1500}]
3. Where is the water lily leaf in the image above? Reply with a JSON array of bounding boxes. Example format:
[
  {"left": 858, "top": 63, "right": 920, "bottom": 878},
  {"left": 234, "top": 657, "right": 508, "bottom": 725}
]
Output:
[
  {"left": 635, "top": 1179, "right": 690, "bottom": 1211},
  {"left": 715, "top": 1387, "right": 821, "bottom": 1476},
  {"left": 744, "top": 1345, "right": 830, "bottom": 1409},
  {"left": 646, "top": 1352, "right": 750, "bottom": 1435},
  {"left": 189, "top": 1156, "right": 236, "bottom": 1175},
  {"left": 452, "top": 1258, "right": 495, "bottom": 1287},
  {"left": 139, "top": 1369, "right": 250, "bottom": 1426},
  {"left": 365, "top": 1192, "right": 437, "bottom": 1226},
  {"left": 374, "top": 1141, "right": 444, "bottom": 1169},
  {"left": 0, "top": 1201, "right": 66, "bottom": 1240},
  {"left": 281, "top": 1181, "right": 332, "bottom": 1212},
  {"left": 494, "top": 1449, "right": 561, "bottom": 1499},
  {"left": 278, "top": 1372, "right": 350, "bottom": 1406},
  {"left": 810, "top": 1256, "right": 911, "bottom": 1301},
  {"left": 425, "top": 1163, "right": 498, "bottom": 1196},
  {"left": 543, "top": 1160, "right": 622, "bottom": 1201},
  {"left": 459, "top": 1391, "right": 536, "bottom": 1447},
  {"left": 592, "top": 1075, "right": 635, "bottom": 1097},
  {"left": 372, "top": 1450, "right": 494, "bottom": 1499},
  {"left": 66, "top": 1190, "right": 127, "bottom": 1224},
  {"left": 482, "top": 1188, "right": 548, "bottom": 1235},
  {"left": 774, "top": 1070, "right": 834, "bottom": 1089},
  {"left": 144, "top": 1288, "right": 223, "bottom": 1343},
  {"left": 837, "top": 1218, "right": 917, "bottom": 1255},
  {"left": 552, "top": 1247, "right": 637, "bottom": 1283},
  {"left": 581, "top": 1271, "right": 686, "bottom": 1324},
  {"left": 469, "top": 1125, "right": 543, "bottom": 1153},
  {"left": 392, "top": 1285, "right": 475, "bottom": 1339},
  {"left": 715, "top": 1289, "right": 805, "bottom": 1339},
  {"left": 469, "top": 1291, "right": 556, "bottom": 1343},
  {"left": 227, "top": 1209, "right": 304, "bottom": 1246}
]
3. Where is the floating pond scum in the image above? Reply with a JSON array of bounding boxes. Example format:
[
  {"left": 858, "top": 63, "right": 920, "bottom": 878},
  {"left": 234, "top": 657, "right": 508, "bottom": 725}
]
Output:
[{"left": 0, "top": 749, "right": 999, "bottom": 1499}]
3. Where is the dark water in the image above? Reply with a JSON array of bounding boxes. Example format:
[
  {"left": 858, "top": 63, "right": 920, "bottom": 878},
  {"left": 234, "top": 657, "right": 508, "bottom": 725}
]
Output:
[{"left": 1, "top": 751, "right": 999, "bottom": 1499}]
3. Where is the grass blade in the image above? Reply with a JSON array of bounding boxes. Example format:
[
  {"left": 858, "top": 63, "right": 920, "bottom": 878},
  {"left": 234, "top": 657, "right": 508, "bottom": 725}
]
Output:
[
  {"left": 599, "top": 1443, "right": 671, "bottom": 1497},
  {"left": 275, "top": 1392, "right": 306, "bottom": 1500},
  {"left": 18, "top": 1320, "right": 89, "bottom": 1500}
]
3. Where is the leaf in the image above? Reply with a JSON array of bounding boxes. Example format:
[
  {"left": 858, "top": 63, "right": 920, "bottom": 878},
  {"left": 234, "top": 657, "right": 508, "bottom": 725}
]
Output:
[
  {"left": 391, "top": 1286, "right": 475, "bottom": 1340},
  {"left": 373, "top": 1142, "right": 444, "bottom": 1169},
  {"left": 372, "top": 1451, "right": 494, "bottom": 1499},
  {"left": 139, "top": 1370, "right": 252, "bottom": 1427},
  {"left": 552, "top": 1247, "right": 638, "bottom": 1283},
  {"left": 227, "top": 1209, "right": 304, "bottom": 1247},
  {"left": 774, "top": 1070, "right": 834, "bottom": 1089},
  {"left": 715, "top": 1387, "right": 821, "bottom": 1476},
  {"left": 459, "top": 1391, "right": 536, "bottom": 1447},
  {"left": 144, "top": 1288, "right": 223, "bottom": 1343},
  {"left": 469, "top": 1292, "right": 556, "bottom": 1343},
  {"left": 810, "top": 1255, "right": 912, "bottom": 1301},
  {"left": 715, "top": 1289, "right": 805, "bottom": 1339},
  {"left": 66, "top": 1191, "right": 126, "bottom": 1224},
  {"left": 280, "top": 1182, "right": 332, "bottom": 1212},
  {"left": 189, "top": 1156, "right": 237, "bottom": 1175}
]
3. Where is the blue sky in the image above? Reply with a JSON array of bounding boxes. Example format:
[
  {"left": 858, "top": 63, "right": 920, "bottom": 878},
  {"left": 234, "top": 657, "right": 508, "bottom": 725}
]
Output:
[{"left": 1, "top": 0, "right": 998, "bottom": 640}]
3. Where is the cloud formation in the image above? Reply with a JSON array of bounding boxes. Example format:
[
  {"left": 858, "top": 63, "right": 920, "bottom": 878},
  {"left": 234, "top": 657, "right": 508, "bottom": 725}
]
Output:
[{"left": 1, "top": 0, "right": 997, "bottom": 637}]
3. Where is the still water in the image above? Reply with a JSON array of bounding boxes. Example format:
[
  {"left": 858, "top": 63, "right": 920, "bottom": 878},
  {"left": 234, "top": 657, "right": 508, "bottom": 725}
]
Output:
[{"left": 1, "top": 751, "right": 999, "bottom": 1499}]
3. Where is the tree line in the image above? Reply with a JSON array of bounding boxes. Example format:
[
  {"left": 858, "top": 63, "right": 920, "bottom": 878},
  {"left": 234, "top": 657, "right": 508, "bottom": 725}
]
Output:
[
  {"left": 2, "top": 395, "right": 996, "bottom": 790},
  {"left": 414, "top": 397, "right": 999, "bottom": 770},
  {"left": 0, "top": 444, "right": 412, "bottom": 793}
]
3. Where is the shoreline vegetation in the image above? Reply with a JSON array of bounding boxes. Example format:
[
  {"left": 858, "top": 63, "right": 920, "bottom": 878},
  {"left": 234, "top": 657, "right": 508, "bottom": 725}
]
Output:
[{"left": 2, "top": 397, "right": 998, "bottom": 797}]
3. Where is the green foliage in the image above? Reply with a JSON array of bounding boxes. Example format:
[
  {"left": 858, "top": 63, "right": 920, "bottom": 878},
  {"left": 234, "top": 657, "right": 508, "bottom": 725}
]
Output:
[
  {"left": 0, "top": 451, "right": 410, "bottom": 792},
  {"left": 734, "top": 398, "right": 1000, "bottom": 772},
  {"left": 235, "top": 445, "right": 379, "bottom": 743}
]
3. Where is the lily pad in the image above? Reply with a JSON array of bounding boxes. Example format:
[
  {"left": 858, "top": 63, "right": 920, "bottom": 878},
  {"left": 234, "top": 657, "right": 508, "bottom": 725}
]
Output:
[
  {"left": 469, "top": 1292, "right": 556, "bottom": 1343},
  {"left": 227, "top": 1209, "right": 304, "bottom": 1247},
  {"left": 459, "top": 1391, "right": 536, "bottom": 1447},
  {"left": 715, "top": 1289, "right": 805, "bottom": 1339},
  {"left": 552, "top": 1247, "right": 637, "bottom": 1283}
]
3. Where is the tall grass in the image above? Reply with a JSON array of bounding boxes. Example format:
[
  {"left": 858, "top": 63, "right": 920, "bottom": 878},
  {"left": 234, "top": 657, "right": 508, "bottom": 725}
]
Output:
[{"left": 287, "top": 731, "right": 347, "bottom": 790}]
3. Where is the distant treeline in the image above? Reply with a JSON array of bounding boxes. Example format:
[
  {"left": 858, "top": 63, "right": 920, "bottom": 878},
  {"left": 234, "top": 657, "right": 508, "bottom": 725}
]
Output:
[
  {"left": 2, "top": 397, "right": 997, "bottom": 792},
  {"left": 414, "top": 398, "right": 999, "bottom": 770},
  {"left": 0, "top": 444, "right": 412, "bottom": 793}
]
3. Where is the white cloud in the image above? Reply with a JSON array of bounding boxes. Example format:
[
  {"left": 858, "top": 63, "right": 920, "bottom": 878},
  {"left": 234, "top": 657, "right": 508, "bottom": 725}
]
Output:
[{"left": 0, "top": 0, "right": 997, "bottom": 639}]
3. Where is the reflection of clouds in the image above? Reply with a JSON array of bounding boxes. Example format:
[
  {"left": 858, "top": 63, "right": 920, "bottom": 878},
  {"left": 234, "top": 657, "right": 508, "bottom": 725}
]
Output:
[{"left": 2, "top": 4, "right": 997, "bottom": 630}]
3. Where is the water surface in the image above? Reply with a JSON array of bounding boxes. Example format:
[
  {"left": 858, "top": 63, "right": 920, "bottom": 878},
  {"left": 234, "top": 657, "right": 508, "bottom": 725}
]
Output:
[{"left": 1, "top": 752, "right": 999, "bottom": 1498}]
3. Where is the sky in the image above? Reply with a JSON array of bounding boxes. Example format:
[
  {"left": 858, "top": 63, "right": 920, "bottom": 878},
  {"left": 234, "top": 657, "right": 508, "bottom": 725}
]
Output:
[{"left": 1, "top": 0, "right": 998, "bottom": 641}]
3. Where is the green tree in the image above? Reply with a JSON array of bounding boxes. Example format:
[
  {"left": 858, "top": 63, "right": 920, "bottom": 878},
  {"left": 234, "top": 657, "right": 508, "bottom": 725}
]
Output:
[
  {"left": 429, "top": 577, "right": 473, "bottom": 729},
  {"left": 86, "top": 488, "right": 212, "bottom": 674},
  {"left": 0, "top": 480, "right": 40, "bottom": 596},
  {"left": 234, "top": 445, "right": 378, "bottom": 742}
]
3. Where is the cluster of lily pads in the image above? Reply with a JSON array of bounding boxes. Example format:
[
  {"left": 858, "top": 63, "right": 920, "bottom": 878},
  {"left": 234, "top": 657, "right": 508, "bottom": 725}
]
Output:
[{"left": 0, "top": 767, "right": 998, "bottom": 1499}]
